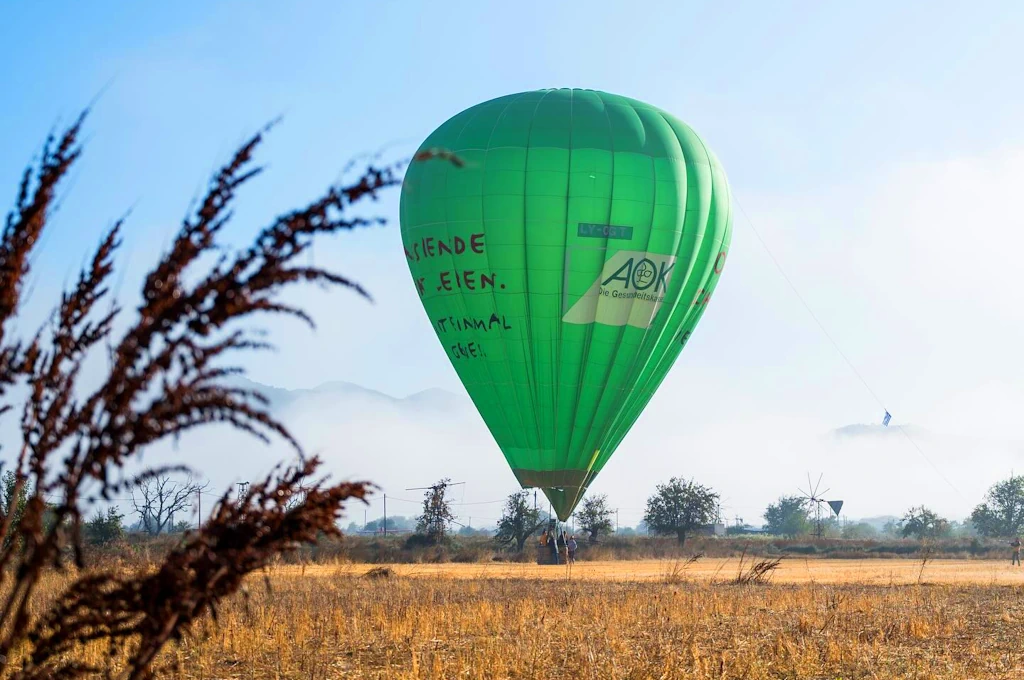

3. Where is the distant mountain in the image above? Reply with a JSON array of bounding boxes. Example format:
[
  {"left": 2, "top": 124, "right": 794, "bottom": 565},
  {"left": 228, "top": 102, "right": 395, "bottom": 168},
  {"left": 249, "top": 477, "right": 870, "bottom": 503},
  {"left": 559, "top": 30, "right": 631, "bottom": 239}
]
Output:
[
  {"left": 402, "top": 387, "right": 471, "bottom": 413},
  {"left": 224, "top": 376, "right": 471, "bottom": 416},
  {"left": 132, "top": 374, "right": 509, "bottom": 522}
]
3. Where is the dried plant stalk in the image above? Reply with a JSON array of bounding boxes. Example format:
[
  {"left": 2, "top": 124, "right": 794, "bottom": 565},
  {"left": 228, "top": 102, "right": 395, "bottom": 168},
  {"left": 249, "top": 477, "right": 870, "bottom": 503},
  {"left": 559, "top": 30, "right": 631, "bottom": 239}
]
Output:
[{"left": 0, "top": 111, "right": 431, "bottom": 679}]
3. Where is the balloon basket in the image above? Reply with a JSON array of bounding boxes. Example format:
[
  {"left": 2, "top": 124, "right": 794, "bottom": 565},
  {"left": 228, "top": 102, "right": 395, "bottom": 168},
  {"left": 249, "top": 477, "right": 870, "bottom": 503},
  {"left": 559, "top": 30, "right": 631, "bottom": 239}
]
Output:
[{"left": 536, "top": 544, "right": 561, "bottom": 566}]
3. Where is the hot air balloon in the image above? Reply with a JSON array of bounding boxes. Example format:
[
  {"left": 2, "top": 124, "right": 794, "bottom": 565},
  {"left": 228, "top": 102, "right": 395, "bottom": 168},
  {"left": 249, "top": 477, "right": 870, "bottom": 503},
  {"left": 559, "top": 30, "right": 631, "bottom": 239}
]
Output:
[{"left": 399, "top": 89, "right": 731, "bottom": 520}]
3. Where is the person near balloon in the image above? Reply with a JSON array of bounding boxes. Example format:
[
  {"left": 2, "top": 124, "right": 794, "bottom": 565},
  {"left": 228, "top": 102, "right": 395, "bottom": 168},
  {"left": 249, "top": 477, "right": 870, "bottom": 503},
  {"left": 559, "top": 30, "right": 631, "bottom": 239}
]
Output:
[
  {"left": 567, "top": 535, "right": 578, "bottom": 564},
  {"left": 558, "top": 531, "right": 569, "bottom": 564},
  {"left": 539, "top": 529, "right": 549, "bottom": 547},
  {"left": 1012, "top": 536, "right": 1021, "bottom": 566},
  {"left": 549, "top": 531, "right": 559, "bottom": 564}
]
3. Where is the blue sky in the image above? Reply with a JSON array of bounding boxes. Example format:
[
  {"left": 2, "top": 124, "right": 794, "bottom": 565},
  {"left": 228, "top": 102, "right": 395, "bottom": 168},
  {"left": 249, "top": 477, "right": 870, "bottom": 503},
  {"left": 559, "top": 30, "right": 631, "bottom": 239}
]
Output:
[{"left": 3, "top": 2, "right": 1024, "bottom": 522}]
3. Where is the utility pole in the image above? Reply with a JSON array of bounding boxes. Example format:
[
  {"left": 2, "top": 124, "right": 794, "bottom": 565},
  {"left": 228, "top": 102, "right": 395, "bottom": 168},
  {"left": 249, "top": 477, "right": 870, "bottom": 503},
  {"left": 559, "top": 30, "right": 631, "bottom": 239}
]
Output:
[
  {"left": 236, "top": 481, "right": 248, "bottom": 498},
  {"left": 383, "top": 493, "right": 387, "bottom": 536},
  {"left": 616, "top": 508, "right": 619, "bottom": 533}
]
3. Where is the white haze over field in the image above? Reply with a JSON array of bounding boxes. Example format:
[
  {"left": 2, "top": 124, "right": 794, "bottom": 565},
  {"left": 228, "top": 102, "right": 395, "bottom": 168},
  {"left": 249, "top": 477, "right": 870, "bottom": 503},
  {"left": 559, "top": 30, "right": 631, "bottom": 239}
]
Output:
[
  {"left": 132, "top": 375, "right": 1023, "bottom": 531},
  {"left": 218, "top": 144, "right": 1022, "bottom": 528}
]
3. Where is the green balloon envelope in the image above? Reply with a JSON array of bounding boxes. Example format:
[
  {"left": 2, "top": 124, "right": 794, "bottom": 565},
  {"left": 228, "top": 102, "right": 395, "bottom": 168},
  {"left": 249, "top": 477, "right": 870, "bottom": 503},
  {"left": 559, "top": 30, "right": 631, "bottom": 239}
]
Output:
[{"left": 400, "top": 89, "right": 732, "bottom": 520}]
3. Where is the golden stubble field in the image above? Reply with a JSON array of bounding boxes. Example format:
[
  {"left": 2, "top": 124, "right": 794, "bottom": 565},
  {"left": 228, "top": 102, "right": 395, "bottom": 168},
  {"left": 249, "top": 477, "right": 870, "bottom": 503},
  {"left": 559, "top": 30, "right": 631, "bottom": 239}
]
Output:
[
  {"left": 31, "top": 559, "right": 1024, "bottom": 679},
  {"left": 320, "top": 557, "right": 1024, "bottom": 586}
]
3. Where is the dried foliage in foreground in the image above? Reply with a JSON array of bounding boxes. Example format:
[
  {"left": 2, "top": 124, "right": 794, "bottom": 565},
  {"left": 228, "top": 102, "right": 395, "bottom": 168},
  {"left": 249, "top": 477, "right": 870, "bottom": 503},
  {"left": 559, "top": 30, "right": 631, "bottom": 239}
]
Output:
[
  {"left": 0, "top": 111, "right": 415, "bottom": 678},
  {"left": 22, "top": 462, "right": 367, "bottom": 679}
]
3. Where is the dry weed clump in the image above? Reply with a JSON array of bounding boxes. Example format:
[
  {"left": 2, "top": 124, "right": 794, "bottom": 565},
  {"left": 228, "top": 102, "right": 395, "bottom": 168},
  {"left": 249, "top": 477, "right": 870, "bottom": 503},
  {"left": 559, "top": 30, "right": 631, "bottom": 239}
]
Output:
[
  {"left": 34, "top": 568, "right": 1021, "bottom": 679},
  {"left": 0, "top": 112, "right": 424, "bottom": 678},
  {"left": 733, "top": 549, "right": 784, "bottom": 585},
  {"left": 661, "top": 553, "right": 703, "bottom": 584}
]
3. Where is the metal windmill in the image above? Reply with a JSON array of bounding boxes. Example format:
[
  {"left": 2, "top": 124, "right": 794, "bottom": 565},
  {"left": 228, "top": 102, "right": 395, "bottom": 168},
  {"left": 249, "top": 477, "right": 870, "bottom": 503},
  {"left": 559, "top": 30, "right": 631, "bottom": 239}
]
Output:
[{"left": 798, "top": 473, "right": 844, "bottom": 539}]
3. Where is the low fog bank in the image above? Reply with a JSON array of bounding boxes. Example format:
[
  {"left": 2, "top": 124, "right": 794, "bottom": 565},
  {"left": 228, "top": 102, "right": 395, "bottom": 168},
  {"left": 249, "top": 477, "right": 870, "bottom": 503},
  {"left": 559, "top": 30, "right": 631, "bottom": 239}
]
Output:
[{"left": 122, "top": 378, "right": 1024, "bottom": 528}]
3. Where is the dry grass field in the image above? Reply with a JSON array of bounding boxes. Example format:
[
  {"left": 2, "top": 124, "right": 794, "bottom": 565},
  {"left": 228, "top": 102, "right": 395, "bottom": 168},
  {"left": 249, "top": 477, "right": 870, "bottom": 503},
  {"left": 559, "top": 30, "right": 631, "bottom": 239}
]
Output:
[
  {"left": 315, "top": 557, "right": 1024, "bottom": 586},
  {"left": 20, "top": 558, "right": 1024, "bottom": 679}
]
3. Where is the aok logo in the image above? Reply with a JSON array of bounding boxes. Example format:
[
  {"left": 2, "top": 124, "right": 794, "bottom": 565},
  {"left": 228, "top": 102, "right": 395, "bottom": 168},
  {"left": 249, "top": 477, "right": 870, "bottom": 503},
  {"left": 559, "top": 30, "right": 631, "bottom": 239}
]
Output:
[
  {"left": 562, "top": 250, "right": 678, "bottom": 329},
  {"left": 601, "top": 256, "right": 673, "bottom": 292}
]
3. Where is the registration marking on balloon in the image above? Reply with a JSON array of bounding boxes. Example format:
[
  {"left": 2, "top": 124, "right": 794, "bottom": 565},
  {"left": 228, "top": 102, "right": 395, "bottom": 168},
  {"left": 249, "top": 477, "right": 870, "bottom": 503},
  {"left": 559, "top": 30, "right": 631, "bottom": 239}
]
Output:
[{"left": 562, "top": 249, "right": 677, "bottom": 329}]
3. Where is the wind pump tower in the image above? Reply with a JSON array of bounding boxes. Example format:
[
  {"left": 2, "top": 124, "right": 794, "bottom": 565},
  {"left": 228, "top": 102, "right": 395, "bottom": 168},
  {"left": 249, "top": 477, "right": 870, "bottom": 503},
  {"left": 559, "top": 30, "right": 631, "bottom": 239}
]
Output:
[{"left": 798, "top": 473, "right": 844, "bottom": 539}]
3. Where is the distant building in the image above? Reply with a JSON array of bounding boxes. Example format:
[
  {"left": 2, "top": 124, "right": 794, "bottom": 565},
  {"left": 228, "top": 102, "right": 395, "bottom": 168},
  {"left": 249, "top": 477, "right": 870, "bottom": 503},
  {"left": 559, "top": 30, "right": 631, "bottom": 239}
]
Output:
[
  {"left": 696, "top": 523, "right": 727, "bottom": 537},
  {"left": 729, "top": 525, "right": 767, "bottom": 536}
]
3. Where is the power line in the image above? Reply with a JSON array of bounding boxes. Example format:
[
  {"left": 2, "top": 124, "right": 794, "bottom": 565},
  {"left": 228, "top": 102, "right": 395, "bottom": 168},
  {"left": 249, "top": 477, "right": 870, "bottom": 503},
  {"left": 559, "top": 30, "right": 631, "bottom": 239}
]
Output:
[
  {"left": 733, "top": 197, "right": 887, "bottom": 410},
  {"left": 733, "top": 194, "right": 963, "bottom": 498}
]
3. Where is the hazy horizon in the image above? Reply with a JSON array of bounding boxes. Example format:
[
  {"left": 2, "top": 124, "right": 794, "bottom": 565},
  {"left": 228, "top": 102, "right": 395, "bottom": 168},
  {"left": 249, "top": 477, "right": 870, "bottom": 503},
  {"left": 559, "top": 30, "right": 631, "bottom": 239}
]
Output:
[{"left": 108, "top": 376, "right": 1018, "bottom": 529}]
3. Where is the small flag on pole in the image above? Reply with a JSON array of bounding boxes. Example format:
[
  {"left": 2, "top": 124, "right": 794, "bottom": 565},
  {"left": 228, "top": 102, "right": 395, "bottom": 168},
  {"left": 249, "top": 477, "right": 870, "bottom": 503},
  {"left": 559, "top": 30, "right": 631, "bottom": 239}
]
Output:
[{"left": 882, "top": 411, "right": 891, "bottom": 427}]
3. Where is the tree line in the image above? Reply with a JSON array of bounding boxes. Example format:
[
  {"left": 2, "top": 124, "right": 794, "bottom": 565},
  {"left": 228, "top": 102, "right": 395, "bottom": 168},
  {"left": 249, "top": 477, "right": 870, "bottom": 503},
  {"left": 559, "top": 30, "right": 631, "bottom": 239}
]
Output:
[
  {"left": 8, "top": 468, "right": 1020, "bottom": 554},
  {"left": 761, "top": 474, "right": 1024, "bottom": 540},
  {"left": 487, "top": 473, "right": 1024, "bottom": 553}
]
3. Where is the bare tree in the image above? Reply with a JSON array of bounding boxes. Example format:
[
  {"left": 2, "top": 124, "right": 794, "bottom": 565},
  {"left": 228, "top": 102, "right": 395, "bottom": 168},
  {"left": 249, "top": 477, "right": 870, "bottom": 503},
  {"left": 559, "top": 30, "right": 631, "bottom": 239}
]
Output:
[
  {"left": 416, "top": 478, "right": 457, "bottom": 544},
  {"left": 574, "top": 493, "right": 614, "bottom": 543},
  {"left": 644, "top": 477, "right": 720, "bottom": 547},
  {"left": 494, "top": 490, "right": 542, "bottom": 552},
  {"left": 131, "top": 474, "right": 209, "bottom": 535}
]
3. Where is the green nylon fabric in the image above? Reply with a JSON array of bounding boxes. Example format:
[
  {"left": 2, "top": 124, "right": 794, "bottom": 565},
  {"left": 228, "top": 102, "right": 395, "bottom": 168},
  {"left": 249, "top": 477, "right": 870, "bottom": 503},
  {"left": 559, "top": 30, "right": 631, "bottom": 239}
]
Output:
[{"left": 399, "top": 89, "right": 732, "bottom": 520}]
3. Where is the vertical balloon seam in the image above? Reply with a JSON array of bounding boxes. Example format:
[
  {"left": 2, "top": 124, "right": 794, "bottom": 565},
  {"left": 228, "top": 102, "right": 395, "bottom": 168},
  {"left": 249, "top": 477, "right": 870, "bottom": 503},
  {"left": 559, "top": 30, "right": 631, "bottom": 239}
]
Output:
[
  {"left": 600, "top": 126, "right": 728, "bottom": 466},
  {"left": 596, "top": 109, "right": 694, "bottom": 459},
  {"left": 570, "top": 96, "right": 658, "bottom": 510},
  {"left": 632, "top": 110, "right": 692, "bottom": 387},
  {"left": 560, "top": 90, "right": 618, "bottom": 515},
  {"left": 604, "top": 106, "right": 665, "bottom": 468},
  {"left": 590, "top": 125, "right": 691, "bottom": 471},
  {"left": 586, "top": 102, "right": 665, "bottom": 482},
  {"left": 559, "top": 92, "right": 603, "bottom": 489},
  {"left": 565, "top": 98, "right": 642, "bottom": 509},
  {"left": 685, "top": 118, "right": 731, "bottom": 388},
  {"left": 590, "top": 100, "right": 665, "bottom": 494},
  {"left": 601, "top": 213, "right": 713, "bottom": 462},
  {"left": 557, "top": 89, "right": 581, "bottom": 503},
  {"left": 435, "top": 102, "right": 497, "bottom": 454},
  {"left": 521, "top": 90, "right": 554, "bottom": 474},
  {"left": 579, "top": 91, "right": 641, "bottom": 496},
  {"left": 633, "top": 153, "right": 721, "bottom": 457},
  {"left": 569, "top": 92, "right": 651, "bottom": 514},
  {"left": 478, "top": 92, "right": 533, "bottom": 467},
  {"left": 552, "top": 88, "right": 573, "bottom": 487},
  {"left": 463, "top": 94, "right": 510, "bottom": 455}
]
